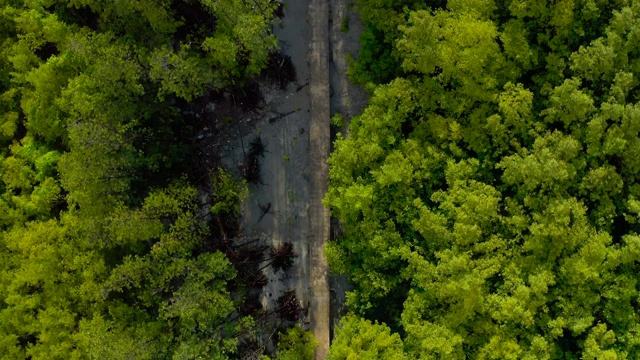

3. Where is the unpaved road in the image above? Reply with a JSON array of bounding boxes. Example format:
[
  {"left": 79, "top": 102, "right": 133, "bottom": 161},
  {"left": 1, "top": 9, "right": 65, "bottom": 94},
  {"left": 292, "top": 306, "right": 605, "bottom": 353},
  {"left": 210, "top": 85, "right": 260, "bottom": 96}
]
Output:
[
  {"left": 220, "top": 0, "right": 367, "bottom": 357},
  {"left": 308, "top": 0, "right": 331, "bottom": 358},
  {"left": 221, "top": 0, "right": 313, "bottom": 353}
]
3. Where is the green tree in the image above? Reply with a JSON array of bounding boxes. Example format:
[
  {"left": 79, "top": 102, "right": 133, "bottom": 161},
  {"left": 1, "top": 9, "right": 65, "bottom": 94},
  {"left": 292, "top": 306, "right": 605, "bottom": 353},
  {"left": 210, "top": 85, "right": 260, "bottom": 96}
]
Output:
[
  {"left": 0, "top": 219, "right": 106, "bottom": 359},
  {"left": 328, "top": 315, "right": 407, "bottom": 360},
  {"left": 327, "top": 0, "right": 640, "bottom": 357},
  {"left": 270, "top": 325, "right": 319, "bottom": 360},
  {"left": 0, "top": 136, "right": 62, "bottom": 225},
  {"left": 0, "top": 0, "right": 280, "bottom": 357}
]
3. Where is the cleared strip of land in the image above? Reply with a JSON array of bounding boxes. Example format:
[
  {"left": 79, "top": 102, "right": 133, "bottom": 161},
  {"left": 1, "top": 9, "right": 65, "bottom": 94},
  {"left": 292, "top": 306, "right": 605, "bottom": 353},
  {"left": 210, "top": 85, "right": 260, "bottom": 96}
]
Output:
[{"left": 308, "top": 0, "right": 331, "bottom": 358}]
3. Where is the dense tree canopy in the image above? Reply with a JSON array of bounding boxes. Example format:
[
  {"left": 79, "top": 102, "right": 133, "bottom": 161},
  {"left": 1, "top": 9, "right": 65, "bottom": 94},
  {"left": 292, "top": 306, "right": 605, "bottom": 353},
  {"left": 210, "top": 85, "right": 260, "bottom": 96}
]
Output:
[
  {"left": 0, "top": 0, "right": 284, "bottom": 358},
  {"left": 328, "top": 0, "right": 640, "bottom": 358}
]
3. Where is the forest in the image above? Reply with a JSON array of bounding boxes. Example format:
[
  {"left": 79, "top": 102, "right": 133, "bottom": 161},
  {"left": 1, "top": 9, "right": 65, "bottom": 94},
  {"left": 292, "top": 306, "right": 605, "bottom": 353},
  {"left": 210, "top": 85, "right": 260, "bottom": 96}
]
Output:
[
  {"left": 326, "top": 0, "right": 640, "bottom": 358},
  {"left": 0, "top": 0, "right": 317, "bottom": 359},
  {"left": 5, "top": 0, "right": 640, "bottom": 358}
]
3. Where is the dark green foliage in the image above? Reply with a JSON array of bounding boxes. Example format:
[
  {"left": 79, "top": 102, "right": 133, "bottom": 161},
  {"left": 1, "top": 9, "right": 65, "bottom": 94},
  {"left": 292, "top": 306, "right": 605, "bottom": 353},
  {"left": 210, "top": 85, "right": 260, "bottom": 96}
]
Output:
[
  {"left": 340, "top": 14, "right": 350, "bottom": 33},
  {"left": 347, "top": 0, "right": 428, "bottom": 85},
  {"left": 347, "top": 26, "right": 400, "bottom": 85},
  {"left": 329, "top": 0, "right": 640, "bottom": 358}
]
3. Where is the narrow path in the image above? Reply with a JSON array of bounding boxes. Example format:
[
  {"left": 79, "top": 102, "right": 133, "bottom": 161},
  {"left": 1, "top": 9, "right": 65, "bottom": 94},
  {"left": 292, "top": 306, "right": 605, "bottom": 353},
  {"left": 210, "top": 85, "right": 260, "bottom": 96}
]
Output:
[{"left": 308, "top": 0, "right": 331, "bottom": 358}]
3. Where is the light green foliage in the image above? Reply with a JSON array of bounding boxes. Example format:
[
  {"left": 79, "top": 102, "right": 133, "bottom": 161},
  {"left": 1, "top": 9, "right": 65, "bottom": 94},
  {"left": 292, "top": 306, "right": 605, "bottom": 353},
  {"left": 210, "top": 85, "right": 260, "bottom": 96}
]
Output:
[
  {"left": 149, "top": 45, "right": 214, "bottom": 101},
  {"left": 331, "top": 113, "right": 346, "bottom": 127},
  {"left": 272, "top": 325, "right": 319, "bottom": 360},
  {"left": 0, "top": 0, "right": 278, "bottom": 358},
  {"left": 146, "top": 0, "right": 278, "bottom": 97},
  {"left": 0, "top": 136, "right": 62, "bottom": 226},
  {"left": 0, "top": 180, "right": 245, "bottom": 358},
  {"left": 328, "top": 315, "right": 407, "bottom": 360},
  {"left": 211, "top": 167, "right": 249, "bottom": 215},
  {"left": 398, "top": 8, "right": 505, "bottom": 99},
  {"left": 11, "top": 9, "right": 72, "bottom": 140},
  {"left": 0, "top": 88, "right": 19, "bottom": 142},
  {"left": 328, "top": 0, "right": 640, "bottom": 357},
  {"left": 0, "top": 219, "right": 106, "bottom": 359},
  {"left": 75, "top": 314, "right": 163, "bottom": 360},
  {"left": 203, "top": 0, "right": 277, "bottom": 76}
]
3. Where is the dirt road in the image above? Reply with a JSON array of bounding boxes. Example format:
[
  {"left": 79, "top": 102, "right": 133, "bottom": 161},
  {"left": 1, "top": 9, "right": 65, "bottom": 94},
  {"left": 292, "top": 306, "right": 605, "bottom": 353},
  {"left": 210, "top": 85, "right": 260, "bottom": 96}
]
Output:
[
  {"left": 308, "top": 0, "right": 331, "bottom": 358},
  {"left": 219, "top": 0, "right": 366, "bottom": 357}
]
